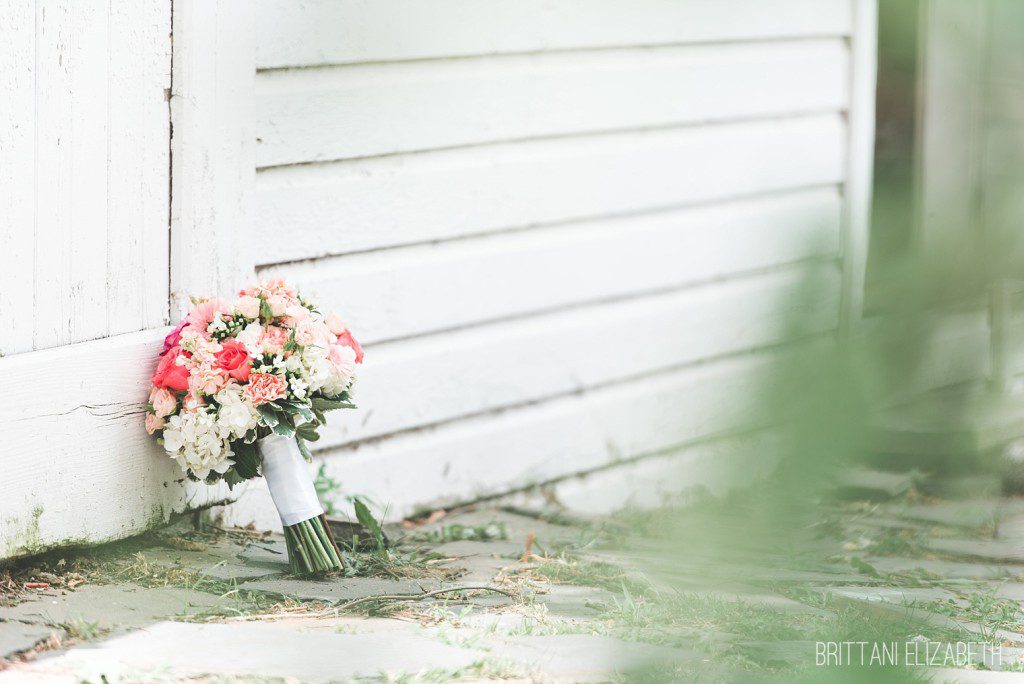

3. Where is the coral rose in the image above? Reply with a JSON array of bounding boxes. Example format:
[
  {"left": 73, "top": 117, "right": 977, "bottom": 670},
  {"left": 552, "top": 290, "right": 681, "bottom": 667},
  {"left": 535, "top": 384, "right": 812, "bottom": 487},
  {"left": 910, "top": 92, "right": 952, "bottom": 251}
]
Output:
[
  {"left": 215, "top": 339, "right": 251, "bottom": 382},
  {"left": 152, "top": 349, "right": 191, "bottom": 392},
  {"left": 243, "top": 373, "right": 288, "bottom": 405}
]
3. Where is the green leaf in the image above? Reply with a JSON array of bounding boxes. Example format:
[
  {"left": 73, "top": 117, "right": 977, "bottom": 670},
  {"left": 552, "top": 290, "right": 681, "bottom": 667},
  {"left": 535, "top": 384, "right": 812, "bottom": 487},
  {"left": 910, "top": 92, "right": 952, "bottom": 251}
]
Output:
[
  {"left": 259, "top": 296, "right": 274, "bottom": 321},
  {"left": 256, "top": 405, "right": 279, "bottom": 428},
  {"left": 232, "top": 440, "right": 261, "bottom": 480},
  {"left": 296, "top": 436, "right": 313, "bottom": 462},
  {"left": 353, "top": 498, "right": 385, "bottom": 553},
  {"left": 283, "top": 328, "right": 298, "bottom": 352},
  {"left": 278, "top": 400, "right": 314, "bottom": 422},
  {"left": 272, "top": 419, "right": 295, "bottom": 438},
  {"left": 296, "top": 424, "right": 321, "bottom": 441},
  {"left": 311, "top": 397, "right": 356, "bottom": 411}
]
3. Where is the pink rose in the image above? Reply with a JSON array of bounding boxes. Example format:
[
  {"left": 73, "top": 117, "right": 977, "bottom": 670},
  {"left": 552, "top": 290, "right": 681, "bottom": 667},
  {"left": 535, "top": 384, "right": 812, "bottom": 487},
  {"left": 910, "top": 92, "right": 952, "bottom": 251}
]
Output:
[
  {"left": 263, "top": 277, "right": 297, "bottom": 298},
  {"left": 149, "top": 387, "right": 178, "bottom": 418},
  {"left": 293, "top": 318, "right": 318, "bottom": 346},
  {"left": 145, "top": 413, "right": 165, "bottom": 435},
  {"left": 152, "top": 349, "right": 191, "bottom": 392},
  {"left": 328, "top": 343, "right": 357, "bottom": 380},
  {"left": 266, "top": 294, "right": 290, "bottom": 317},
  {"left": 244, "top": 373, "right": 288, "bottom": 406},
  {"left": 324, "top": 313, "right": 347, "bottom": 336},
  {"left": 215, "top": 339, "right": 251, "bottom": 382},
  {"left": 335, "top": 329, "right": 364, "bottom": 364},
  {"left": 234, "top": 296, "right": 260, "bottom": 319},
  {"left": 161, "top": 320, "right": 187, "bottom": 356}
]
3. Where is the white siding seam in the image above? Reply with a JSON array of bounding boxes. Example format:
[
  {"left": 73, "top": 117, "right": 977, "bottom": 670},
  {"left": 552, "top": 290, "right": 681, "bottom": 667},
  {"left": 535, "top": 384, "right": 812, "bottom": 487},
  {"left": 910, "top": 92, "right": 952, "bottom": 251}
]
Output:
[
  {"left": 255, "top": 183, "right": 842, "bottom": 267},
  {"left": 277, "top": 255, "right": 843, "bottom": 349},
  {"left": 441, "top": 425, "right": 778, "bottom": 511},
  {"left": 254, "top": 110, "right": 849, "bottom": 171},
  {"left": 314, "top": 330, "right": 836, "bottom": 455},
  {"left": 254, "top": 34, "right": 853, "bottom": 74},
  {"left": 357, "top": 257, "right": 840, "bottom": 354}
]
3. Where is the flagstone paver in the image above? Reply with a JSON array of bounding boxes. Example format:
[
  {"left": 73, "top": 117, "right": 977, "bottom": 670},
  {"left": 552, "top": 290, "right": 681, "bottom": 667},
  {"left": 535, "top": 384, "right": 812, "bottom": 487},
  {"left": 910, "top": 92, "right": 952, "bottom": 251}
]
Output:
[
  {"left": 1, "top": 584, "right": 245, "bottom": 632},
  {"left": 3, "top": 621, "right": 489, "bottom": 683},
  {"left": 0, "top": 624, "right": 52, "bottom": 661},
  {"left": 9, "top": 498, "right": 1024, "bottom": 680}
]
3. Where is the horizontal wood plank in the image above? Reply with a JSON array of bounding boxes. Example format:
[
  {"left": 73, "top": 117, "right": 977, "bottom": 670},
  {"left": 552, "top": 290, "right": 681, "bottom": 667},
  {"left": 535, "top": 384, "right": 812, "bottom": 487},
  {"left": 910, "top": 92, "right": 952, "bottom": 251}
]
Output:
[
  {"left": 500, "top": 429, "right": 782, "bottom": 515},
  {"left": 311, "top": 343, "right": 822, "bottom": 521},
  {"left": 256, "top": 39, "right": 849, "bottom": 167},
  {"left": 0, "top": 330, "right": 233, "bottom": 559},
  {"left": 255, "top": 0, "right": 853, "bottom": 69},
  {"left": 317, "top": 263, "right": 841, "bottom": 449},
  {"left": 265, "top": 188, "right": 842, "bottom": 343},
  {"left": 255, "top": 114, "right": 847, "bottom": 262}
]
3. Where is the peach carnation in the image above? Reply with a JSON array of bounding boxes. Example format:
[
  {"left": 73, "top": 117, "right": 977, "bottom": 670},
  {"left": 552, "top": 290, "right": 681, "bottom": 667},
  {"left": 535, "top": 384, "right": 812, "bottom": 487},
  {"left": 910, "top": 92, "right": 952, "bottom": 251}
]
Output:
[{"left": 244, "top": 372, "right": 288, "bottom": 405}]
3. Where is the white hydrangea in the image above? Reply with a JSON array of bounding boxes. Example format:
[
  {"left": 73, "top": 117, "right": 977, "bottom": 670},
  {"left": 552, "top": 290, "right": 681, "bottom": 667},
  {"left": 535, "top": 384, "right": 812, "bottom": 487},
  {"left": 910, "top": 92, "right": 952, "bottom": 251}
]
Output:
[
  {"left": 301, "top": 346, "right": 333, "bottom": 393},
  {"left": 161, "top": 408, "right": 235, "bottom": 479},
  {"left": 214, "top": 384, "right": 260, "bottom": 439},
  {"left": 235, "top": 322, "right": 263, "bottom": 356}
]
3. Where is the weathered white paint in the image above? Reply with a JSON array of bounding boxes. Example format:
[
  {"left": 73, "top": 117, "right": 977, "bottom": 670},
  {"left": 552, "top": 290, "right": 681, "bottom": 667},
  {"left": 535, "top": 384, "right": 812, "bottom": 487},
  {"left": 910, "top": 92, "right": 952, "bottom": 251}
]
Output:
[
  {"left": 319, "top": 263, "right": 841, "bottom": 450},
  {"left": 214, "top": 0, "right": 878, "bottom": 525},
  {"left": 0, "top": 0, "right": 171, "bottom": 356},
  {"left": 255, "top": 114, "right": 847, "bottom": 263},
  {"left": 1, "top": 0, "right": 879, "bottom": 552},
  {"left": 255, "top": 0, "right": 853, "bottom": 68},
  {"left": 0, "top": 330, "right": 233, "bottom": 558},
  {"left": 107, "top": 1, "right": 174, "bottom": 334},
  {"left": 265, "top": 188, "right": 841, "bottom": 344},
  {"left": 255, "top": 40, "right": 849, "bottom": 167},
  {"left": 0, "top": 0, "right": 36, "bottom": 356},
  {"left": 169, "top": 0, "right": 256, "bottom": 317},
  {"left": 224, "top": 342, "right": 826, "bottom": 526},
  {"left": 497, "top": 430, "right": 783, "bottom": 516}
]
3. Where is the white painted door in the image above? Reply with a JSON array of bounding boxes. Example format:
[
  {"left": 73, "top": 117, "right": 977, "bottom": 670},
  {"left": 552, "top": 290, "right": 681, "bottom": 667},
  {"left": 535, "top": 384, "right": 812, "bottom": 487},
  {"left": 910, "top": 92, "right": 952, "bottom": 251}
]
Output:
[{"left": 0, "top": 0, "right": 172, "bottom": 357}]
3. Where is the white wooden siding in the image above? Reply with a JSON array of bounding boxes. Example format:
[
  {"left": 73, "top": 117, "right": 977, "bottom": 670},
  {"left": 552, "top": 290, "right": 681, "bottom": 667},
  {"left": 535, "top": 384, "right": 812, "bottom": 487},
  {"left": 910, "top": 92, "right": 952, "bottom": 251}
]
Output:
[
  {"left": 265, "top": 188, "right": 842, "bottom": 344},
  {"left": 255, "top": 0, "right": 852, "bottom": 68},
  {"left": 255, "top": 40, "right": 849, "bottom": 167},
  {"left": 256, "top": 115, "right": 847, "bottom": 263},
  {"left": 314, "top": 263, "right": 841, "bottom": 451},
  {"left": 218, "top": 0, "right": 877, "bottom": 525},
  {"left": 0, "top": 0, "right": 170, "bottom": 356}
]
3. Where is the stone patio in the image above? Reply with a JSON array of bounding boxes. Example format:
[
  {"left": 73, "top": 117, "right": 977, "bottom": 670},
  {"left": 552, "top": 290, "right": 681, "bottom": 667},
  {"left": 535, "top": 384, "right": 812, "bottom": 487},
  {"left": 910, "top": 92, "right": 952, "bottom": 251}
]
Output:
[{"left": 4, "top": 497, "right": 1024, "bottom": 681}]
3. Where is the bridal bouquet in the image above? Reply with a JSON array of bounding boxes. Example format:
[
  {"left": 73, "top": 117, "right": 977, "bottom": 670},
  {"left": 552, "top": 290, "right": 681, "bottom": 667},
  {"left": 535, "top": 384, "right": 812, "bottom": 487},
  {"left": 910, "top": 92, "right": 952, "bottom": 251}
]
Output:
[{"left": 145, "top": 278, "right": 363, "bottom": 574}]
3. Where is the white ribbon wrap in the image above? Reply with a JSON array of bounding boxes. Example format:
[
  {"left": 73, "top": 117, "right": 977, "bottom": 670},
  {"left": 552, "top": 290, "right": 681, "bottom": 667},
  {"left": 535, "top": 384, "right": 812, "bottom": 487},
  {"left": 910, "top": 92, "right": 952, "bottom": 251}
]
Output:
[{"left": 258, "top": 435, "right": 324, "bottom": 527}]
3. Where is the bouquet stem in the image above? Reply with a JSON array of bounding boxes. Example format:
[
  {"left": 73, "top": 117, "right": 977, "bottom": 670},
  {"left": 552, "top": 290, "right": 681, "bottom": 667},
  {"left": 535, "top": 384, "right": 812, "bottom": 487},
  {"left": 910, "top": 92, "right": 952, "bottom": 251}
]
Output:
[
  {"left": 259, "top": 435, "right": 343, "bottom": 575},
  {"left": 283, "top": 514, "right": 343, "bottom": 575}
]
